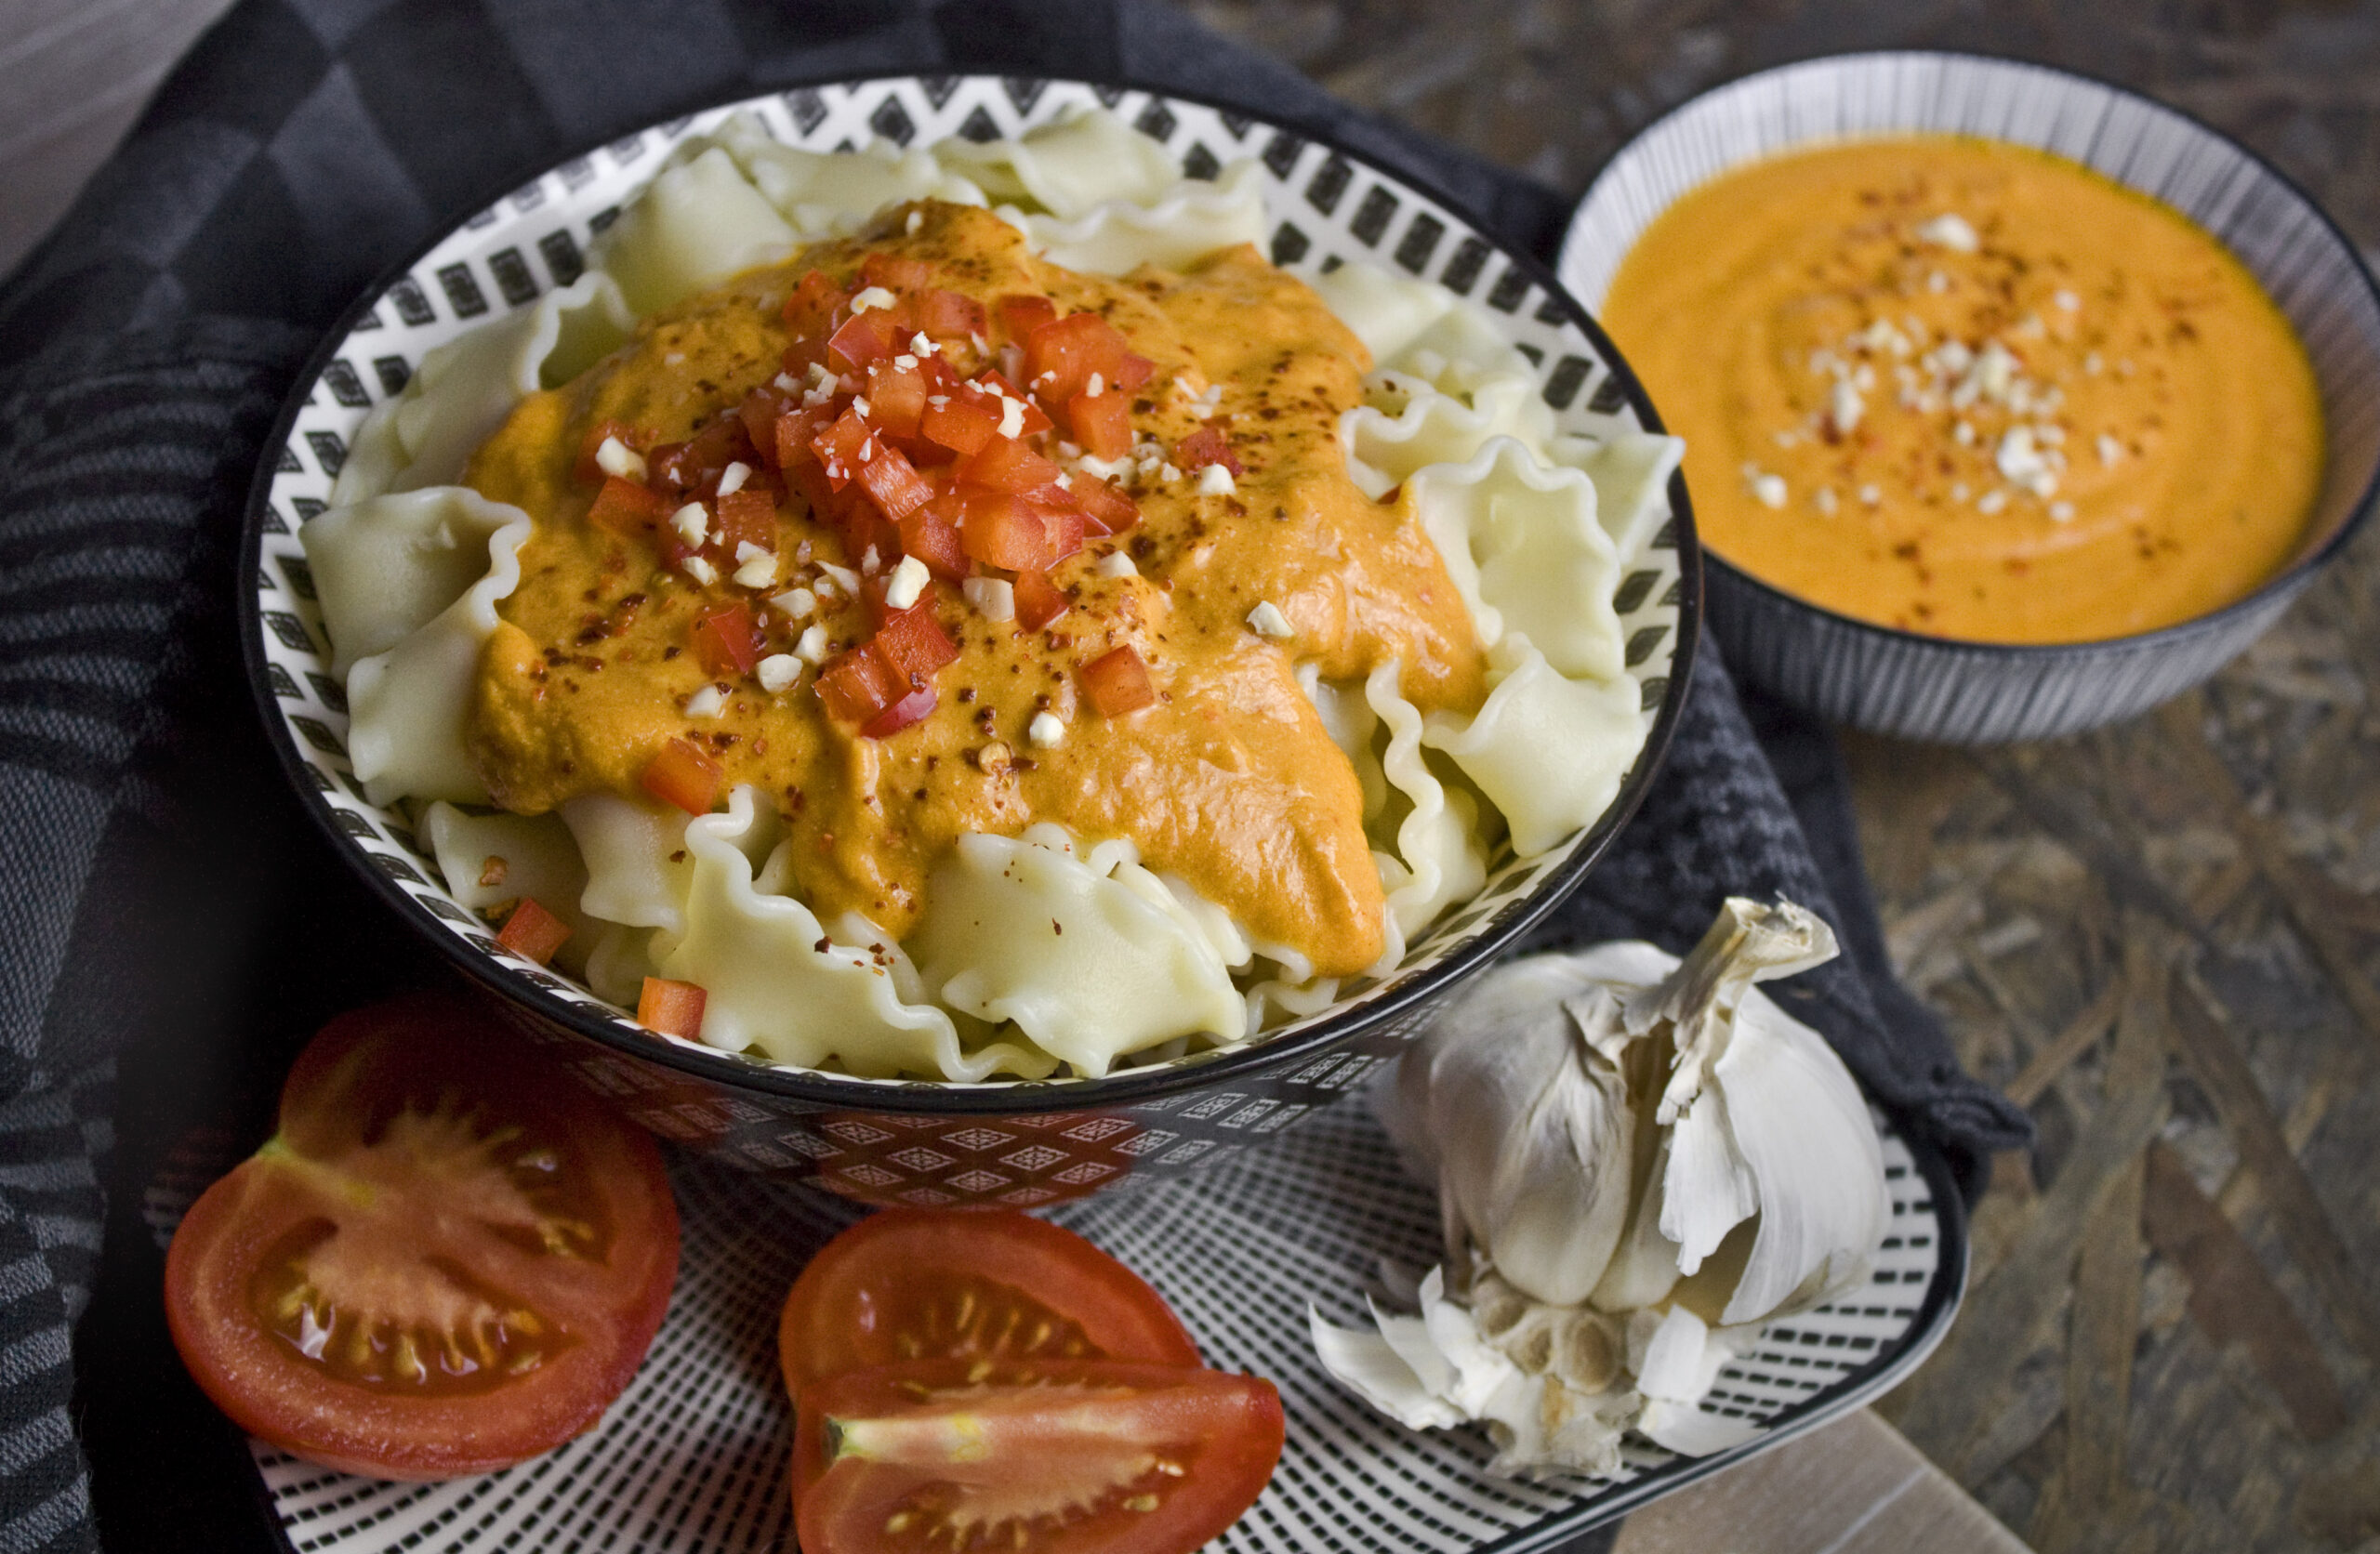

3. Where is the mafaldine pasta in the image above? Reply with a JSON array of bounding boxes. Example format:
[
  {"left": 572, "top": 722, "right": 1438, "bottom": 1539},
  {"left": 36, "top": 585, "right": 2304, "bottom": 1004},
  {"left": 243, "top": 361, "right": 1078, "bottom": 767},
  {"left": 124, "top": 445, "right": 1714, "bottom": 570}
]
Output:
[{"left": 302, "top": 108, "right": 1678, "bottom": 1081}]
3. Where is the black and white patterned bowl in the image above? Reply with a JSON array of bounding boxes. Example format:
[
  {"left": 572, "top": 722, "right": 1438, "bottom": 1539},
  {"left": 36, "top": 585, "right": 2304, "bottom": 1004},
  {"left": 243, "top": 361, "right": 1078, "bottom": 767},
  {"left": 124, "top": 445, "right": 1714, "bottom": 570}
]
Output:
[
  {"left": 240, "top": 74, "right": 1702, "bottom": 1204},
  {"left": 1561, "top": 51, "right": 2380, "bottom": 744}
]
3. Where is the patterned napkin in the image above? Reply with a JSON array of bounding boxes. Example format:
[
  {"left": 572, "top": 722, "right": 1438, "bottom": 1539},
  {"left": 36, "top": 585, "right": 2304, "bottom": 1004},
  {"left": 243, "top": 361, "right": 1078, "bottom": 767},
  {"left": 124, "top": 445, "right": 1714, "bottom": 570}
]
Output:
[{"left": 0, "top": 1, "right": 2030, "bottom": 1547}]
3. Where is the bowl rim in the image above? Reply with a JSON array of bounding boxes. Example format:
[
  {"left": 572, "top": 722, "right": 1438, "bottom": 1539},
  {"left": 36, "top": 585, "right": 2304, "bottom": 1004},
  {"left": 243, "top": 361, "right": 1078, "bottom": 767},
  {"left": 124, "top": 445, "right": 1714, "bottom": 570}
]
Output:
[
  {"left": 1564, "top": 46, "right": 2380, "bottom": 664},
  {"left": 238, "top": 68, "right": 1706, "bottom": 1117}
]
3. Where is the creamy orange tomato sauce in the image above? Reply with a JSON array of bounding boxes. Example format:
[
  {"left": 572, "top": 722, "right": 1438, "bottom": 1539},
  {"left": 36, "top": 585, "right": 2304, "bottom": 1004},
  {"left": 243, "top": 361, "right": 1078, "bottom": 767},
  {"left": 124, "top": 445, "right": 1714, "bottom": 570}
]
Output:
[
  {"left": 461, "top": 201, "right": 1485, "bottom": 977},
  {"left": 1604, "top": 136, "right": 2322, "bottom": 643}
]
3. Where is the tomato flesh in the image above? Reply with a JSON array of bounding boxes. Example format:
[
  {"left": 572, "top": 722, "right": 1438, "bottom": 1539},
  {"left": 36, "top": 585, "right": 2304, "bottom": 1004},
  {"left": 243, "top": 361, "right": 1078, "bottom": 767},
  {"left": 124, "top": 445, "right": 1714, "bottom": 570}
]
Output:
[
  {"left": 795, "top": 1359, "right": 1283, "bottom": 1554},
  {"left": 164, "top": 994, "right": 679, "bottom": 1480},
  {"left": 777, "top": 1210, "right": 1199, "bottom": 1403}
]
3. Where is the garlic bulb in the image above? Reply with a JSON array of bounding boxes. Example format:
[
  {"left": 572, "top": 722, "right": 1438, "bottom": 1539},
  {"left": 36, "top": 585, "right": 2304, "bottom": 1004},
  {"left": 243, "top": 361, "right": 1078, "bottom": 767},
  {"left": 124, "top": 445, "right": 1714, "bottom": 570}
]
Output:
[{"left": 1314, "top": 898, "right": 1889, "bottom": 1474}]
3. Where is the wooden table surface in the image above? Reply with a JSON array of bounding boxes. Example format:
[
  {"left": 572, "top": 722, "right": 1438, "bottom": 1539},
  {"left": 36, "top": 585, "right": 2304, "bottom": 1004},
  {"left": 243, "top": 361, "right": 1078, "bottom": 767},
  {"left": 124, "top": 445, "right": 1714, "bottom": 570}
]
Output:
[
  {"left": 1187, "top": 2, "right": 2380, "bottom": 1549},
  {"left": 9, "top": 2, "right": 2378, "bottom": 1550}
]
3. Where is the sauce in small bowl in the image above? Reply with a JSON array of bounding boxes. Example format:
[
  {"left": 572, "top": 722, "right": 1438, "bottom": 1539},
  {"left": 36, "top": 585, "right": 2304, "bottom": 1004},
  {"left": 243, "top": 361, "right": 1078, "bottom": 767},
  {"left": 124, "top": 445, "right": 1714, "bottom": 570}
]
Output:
[
  {"left": 1603, "top": 135, "right": 2322, "bottom": 645},
  {"left": 1563, "top": 52, "right": 2380, "bottom": 743}
]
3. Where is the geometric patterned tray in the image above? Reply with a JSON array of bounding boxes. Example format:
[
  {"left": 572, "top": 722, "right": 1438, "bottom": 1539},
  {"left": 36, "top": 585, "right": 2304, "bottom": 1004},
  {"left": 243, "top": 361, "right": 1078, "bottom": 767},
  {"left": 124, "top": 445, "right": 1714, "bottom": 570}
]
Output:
[{"left": 252, "top": 1094, "right": 1964, "bottom": 1552}]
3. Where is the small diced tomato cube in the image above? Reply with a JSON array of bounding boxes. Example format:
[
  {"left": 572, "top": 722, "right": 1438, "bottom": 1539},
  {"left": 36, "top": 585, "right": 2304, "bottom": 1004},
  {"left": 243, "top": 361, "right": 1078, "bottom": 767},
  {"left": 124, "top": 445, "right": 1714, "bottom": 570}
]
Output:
[
  {"left": 780, "top": 335, "right": 832, "bottom": 380},
  {"left": 811, "top": 407, "right": 874, "bottom": 490},
  {"left": 713, "top": 488, "right": 777, "bottom": 555},
  {"left": 816, "top": 642, "right": 905, "bottom": 726},
  {"left": 956, "top": 491, "right": 1049, "bottom": 572},
  {"left": 910, "top": 288, "right": 987, "bottom": 341},
  {"left": 900, "top": 504, "right": 970, "bottom": 581},
  {"left": 969, "top": 371, "right": 1054, "bottom": 437},
  {"left": 1024, "top": 486, "right": 1086, "bottom": 565},
  {"left": 775, "top": 404, "right": 836, "bottom": 472},
  {"left": 1025, "top": 310, "right": 1130, "bottom": 404},
  {"left": 862, "top": 252, "right": 934, "bottom": 294},
  {"left": 574, "top": 419, "right": 648, "bottom": 487},
  {"left": 858, "top": 445, "right": 935, "bottom": 521},
  {"left": 1073, "top": 476, "right": 1140, "bottom": 535},
  {"left": 1067, "top": 390, "right": 1132, "bottom": 460},
  {"left": 1012, "top": 568, "right": 1070, "bottom": 630},
  {"left": 865, "top": 359, "right": 928, "bottom": 438},
  {"left": 861, "top": 686, "right": 936, "bottom": 739},
  {"left": 496, "top": 897, "right": 573, "bottom": 966},
  {"left": 998, "top": 295, "right": 1057, "bottom": 342},
  {"left": 959, "top": 435, "right": 1063, "bottom": 494},
  {"left": 637, "top": 977, "right": 707, "bottom": 1038},
  {"left": 783, "top": 270, "right": 851, "bottom": 339},
  {"left": 588, "top": 476, "right": 666, "bottom": 535},
  {"left": 1174, "top": 425, "right": 1243, "bottom": 477},
  {"left": 874, "top": 602, "right": 959, "bottom": 680},
  {"left": 827, "top": 309, "right": 898, "bottom": 374},
  {"left": 921, "top": 390, "right": 999, "bottom": 457},
  {"left": 1115, "top": 353, "right": 1155, "bottom": 391},
  {"left": 691, "top": 603, "right": 761, "bottom": 676},
  {"left": 1080, "top": 645, "right": 1157, "bottom": 717},
  {"left": 641, "top": 737, "right": 724, "bottom": 815}
]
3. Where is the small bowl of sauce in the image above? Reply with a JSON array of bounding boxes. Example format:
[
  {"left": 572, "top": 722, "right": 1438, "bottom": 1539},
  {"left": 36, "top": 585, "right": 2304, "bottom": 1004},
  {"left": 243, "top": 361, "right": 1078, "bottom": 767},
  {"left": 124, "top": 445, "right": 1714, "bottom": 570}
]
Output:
[{"left": 1563, "top": 53, "right": 2380, "bottom": 742}]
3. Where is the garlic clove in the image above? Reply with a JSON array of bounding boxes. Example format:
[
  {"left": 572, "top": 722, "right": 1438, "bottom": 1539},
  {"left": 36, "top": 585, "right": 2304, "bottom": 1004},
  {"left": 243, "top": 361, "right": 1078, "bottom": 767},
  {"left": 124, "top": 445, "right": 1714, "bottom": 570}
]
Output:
[
  {"left": 1590, "top": 1129, "right": 1684, "bottom": 1311},
  {"left": 1308, "top": 1305, "right": 1467, "bottom": 1429},
  {"left": 1706, "top": 994, "right": 1889, "bottom": 1324},
  {"left": 1394, "top": 957, "right": 1637, "bottom": 1305},
  {"left": 1638, "top": 1397, "right": 1763, "bottom": 1457}
]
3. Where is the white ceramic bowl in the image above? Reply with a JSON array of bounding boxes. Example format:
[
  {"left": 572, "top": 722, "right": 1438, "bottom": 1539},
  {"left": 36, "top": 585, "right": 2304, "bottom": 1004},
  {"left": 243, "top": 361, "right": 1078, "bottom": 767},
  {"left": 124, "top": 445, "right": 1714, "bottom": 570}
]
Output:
[
  {"left": 1561, "top": 51, "right": 2380, "bottom": 743},
  {"left": 242, "top": 75, "right": 1700, "bottom": 1202}
]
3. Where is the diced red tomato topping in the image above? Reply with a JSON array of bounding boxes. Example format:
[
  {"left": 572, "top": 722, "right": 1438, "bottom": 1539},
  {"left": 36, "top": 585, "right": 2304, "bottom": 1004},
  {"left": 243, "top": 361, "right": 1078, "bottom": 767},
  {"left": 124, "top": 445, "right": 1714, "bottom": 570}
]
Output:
[
  {"left": 861, "top": 253, "right": 933, "bottom": 294},
  {"left": 957, "top": 492, "right": 1048, "bottom": 572},
  {"left": 906, "top": 288, "right": 985, "bottom": 342},
  {"left": 959, "top": 435, "right": 1062, "bottom": 494},
  {"left": 736, "top": 390, "right": 789, "bottom": 468},
  {"left": 783, "top": 270, "right": 851, "bottom": 338},
  {"left": 826, "top": 309, "right": 897, "bottom": 374},
  {"left": 713, "top": 488, "right": 776, "bottom": 555},
  {"left": 587, "top": 476, "right": 666, "bottom": 535},
  {"left": 874, "top": 603, "right": 959, "bottom": 680},
  {"left": 899, "top": 506, "right": 969, "bottom": 581},
  {"left": 774, "top": 404, "right": 835, "bottom": 473},
  {"left": 864, "top": 359, "right": 928, "bottom": 438},
  {"left": 1115, "top": 353, "right": 1156, "bottom": 391},
  {"left": 1013, "top": 568, "right": 1069, "bottom": 631},
  {"left": 1024, "top": 310, "right": 1132, "bottom": 405},
  {"left": 857, "top": 446, "right": 935, "bottom": 521},
  {"left": 641, "top": 738, "right": 724, "bottom": 815},
  {"left": 1066, "top": 389, "right": 1132, "bottom": 460},
  {"left": 1073, "top": 476, "right": 1140, "bottom": 535},
  {"left": 649, "top": 416, "right": 758, "bottom": 497},
  {"left": 1080, "top": 645, "right": 1156, "bottom": 716},
  {"left": 919, "top": 390, "right": 998, "bottom": 457},
  {"left": 690, "top": 603, "right": 761, "bottom": 677},
  {"left": 968, "top": 372, "right": 1054, "bottom": 437},
  {"left": 860, "top": 686, "right": 936, "bottom": 739},
  {"left": 1174, "top": 425, "right": 1242, "bottom": 477},
  {"left": 573, "top": 419, "right": 648, "bottom": 487},
  {"left": 495, "top": 897, "right": 572, "bottom": 966},
  {"left": 1023, "top": 487, "right": 1087, "bottom": 566},
  {"left": 998, "top": 295, "right": 1057, "bottom": 342},
  {"left": 637, "top": 977, "right": 707, "bottom": 1039},
  {"left": 812, "top": 408, "right": 873, "bottom": 490},
  {"left": 815, "top": 641, "right": 904, "bottom": 728}
]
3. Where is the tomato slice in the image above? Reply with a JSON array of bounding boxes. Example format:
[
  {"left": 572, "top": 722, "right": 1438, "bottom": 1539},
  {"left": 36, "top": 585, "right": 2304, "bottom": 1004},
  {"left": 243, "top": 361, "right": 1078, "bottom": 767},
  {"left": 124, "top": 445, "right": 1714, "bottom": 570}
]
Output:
[
  {"left": 777, "top": 1210, "right": 1198, "bottom": 1403},
  {"left": 163, "top": 994, "right": 680, "bottom": 1480},
  {"left": 794, "top": 1359, "right": 1282, "bottom": 1554}
]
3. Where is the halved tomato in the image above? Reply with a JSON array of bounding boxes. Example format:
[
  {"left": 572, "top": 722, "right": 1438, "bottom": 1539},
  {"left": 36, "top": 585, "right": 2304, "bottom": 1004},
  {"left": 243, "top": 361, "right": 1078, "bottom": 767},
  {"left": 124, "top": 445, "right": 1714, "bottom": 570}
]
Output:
[
  {"left": 164, "top": 993, "right": 680, "bottom": 1480},
  {"left": 793, "top": 1359, "right": 1283, "bottom": 1554},
  {"left": 776, "top": 1209, "right": 1199, "bottom": 1403}
]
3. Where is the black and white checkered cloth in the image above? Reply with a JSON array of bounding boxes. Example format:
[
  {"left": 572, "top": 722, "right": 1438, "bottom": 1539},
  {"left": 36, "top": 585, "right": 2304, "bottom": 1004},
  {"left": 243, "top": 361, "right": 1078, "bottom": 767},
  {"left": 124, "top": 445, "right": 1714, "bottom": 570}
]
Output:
[{"left": 0, "top": 2, "right": 2030, "bottom": 1546}]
